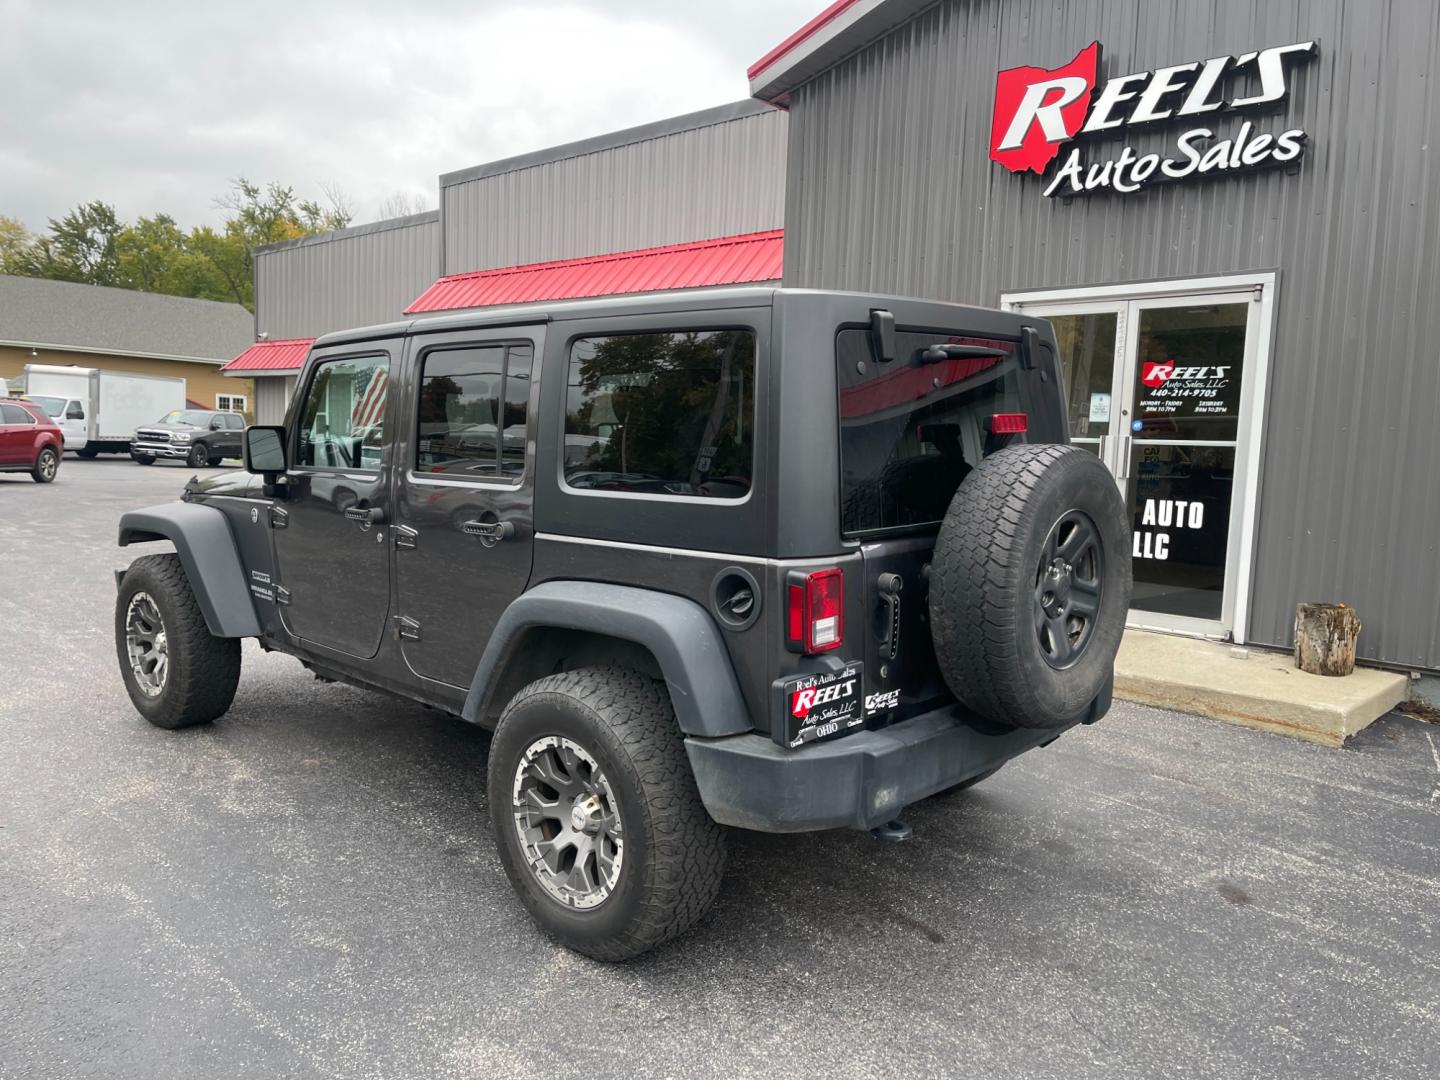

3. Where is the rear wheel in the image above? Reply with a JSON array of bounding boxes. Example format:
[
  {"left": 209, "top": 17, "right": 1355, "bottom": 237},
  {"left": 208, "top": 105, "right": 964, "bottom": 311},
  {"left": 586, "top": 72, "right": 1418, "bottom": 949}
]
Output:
[
  {"left": 77, "top": 447, "right": 99, "bottom": 460},
  {"left": 132, "top": 454, "right": 155, "bottom": 465},
  {"left": 31, "top": 447, "right": 58, "bottom": 483},
  {"left": 488, "top": 667, "right": 726, "bottom": 961},
  {"left": 929, "top": 444, "right": 1131, "bottom": 729},
  {"left": 115, "top": 553, "right": 241, "bottom": 729}
]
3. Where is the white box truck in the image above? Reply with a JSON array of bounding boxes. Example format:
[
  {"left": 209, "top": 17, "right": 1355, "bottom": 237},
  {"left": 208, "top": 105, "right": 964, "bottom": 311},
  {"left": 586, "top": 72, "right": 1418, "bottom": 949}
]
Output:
[{"left": 12, "top": 364, "right": 186, "bottom": 456}]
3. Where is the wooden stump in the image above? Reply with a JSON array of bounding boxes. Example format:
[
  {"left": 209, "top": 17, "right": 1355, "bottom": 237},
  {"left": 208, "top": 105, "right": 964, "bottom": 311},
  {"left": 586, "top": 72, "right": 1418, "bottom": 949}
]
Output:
[{"left": 1294, "top": 603, "right": 1361, "bottom": 676}]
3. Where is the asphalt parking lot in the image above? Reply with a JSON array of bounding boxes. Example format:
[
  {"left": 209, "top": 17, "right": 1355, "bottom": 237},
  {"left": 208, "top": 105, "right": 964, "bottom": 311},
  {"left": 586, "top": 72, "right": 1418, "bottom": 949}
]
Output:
[{"left": 1, "top": 457, "right": 1437, "bottom": 1079}]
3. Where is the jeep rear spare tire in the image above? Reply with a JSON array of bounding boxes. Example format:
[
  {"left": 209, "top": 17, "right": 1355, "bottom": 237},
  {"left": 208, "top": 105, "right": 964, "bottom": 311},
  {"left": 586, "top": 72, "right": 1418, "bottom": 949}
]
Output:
[{"left": 929, "top": 444, "right": 1131, "bottom": 729}]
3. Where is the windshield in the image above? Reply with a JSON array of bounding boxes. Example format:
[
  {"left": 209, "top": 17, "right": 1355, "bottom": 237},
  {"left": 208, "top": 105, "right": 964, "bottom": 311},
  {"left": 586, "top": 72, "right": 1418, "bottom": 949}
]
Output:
[
  {"left": 837, "top": 327, "right": 1027, "bottom": 536},
  {"left": 27, "top": 395, "right": 66, "bottom": 417},
  {"left": 157, "top": 410, "right": 211, "bottom": 426}
]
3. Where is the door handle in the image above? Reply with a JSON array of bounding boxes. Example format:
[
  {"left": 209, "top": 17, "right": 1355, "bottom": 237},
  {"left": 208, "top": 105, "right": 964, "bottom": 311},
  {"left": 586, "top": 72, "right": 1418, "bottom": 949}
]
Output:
[
  {"left": 344, "top": 506, "right": 387, "bottom": 526},
  {"left": 460, "top": 519, "right": 515, "bottom": 542}
]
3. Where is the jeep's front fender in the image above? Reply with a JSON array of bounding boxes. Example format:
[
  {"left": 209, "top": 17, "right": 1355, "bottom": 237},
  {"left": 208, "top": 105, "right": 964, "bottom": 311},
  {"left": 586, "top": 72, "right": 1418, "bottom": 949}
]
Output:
[
  {"left": 118, "top": 502, "right": 261, "bottom": 638},
  {"left": 462, "top": 581, "right": 751, "bottom": 738}
]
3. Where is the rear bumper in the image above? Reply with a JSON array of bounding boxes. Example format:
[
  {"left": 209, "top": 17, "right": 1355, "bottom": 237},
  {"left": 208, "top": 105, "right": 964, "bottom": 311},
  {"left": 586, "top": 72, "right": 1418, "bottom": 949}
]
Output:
[
  {"left": 131, "top": 441, "right": 188, "bottom": 458},
  {"left": 686, "top": 680, "right": 1109, "bottom": 833}
]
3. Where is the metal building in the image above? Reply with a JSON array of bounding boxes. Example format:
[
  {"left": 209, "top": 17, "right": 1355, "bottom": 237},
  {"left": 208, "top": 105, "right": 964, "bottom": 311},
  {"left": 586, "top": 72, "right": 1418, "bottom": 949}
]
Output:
[{"left": 749, "top": 0, "right": 1440, "bottom": 672}]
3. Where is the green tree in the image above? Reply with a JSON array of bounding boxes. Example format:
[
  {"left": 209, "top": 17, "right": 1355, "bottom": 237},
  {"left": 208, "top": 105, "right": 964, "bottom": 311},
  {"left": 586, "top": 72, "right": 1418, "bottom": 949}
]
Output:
[
  {"left": 0, "top": 216, "right": 33, "bottom": 274},
  {"left": 9, "top": 201, "right": 124, "bottom": 284},
  {"left": 1, "top": 179, "right": 352, "bottom": 311}
]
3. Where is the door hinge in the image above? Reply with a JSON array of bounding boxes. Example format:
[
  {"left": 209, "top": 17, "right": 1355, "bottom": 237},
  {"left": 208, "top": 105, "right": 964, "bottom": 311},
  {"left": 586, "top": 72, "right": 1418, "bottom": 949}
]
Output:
[
  {"left": 275, "top": 585, "right": 292, "bottom": 606},
  {"left": 394, "top": 524, "right": 418, "bottom": 550},
  {"left": 393, "top": 615, "right": 421, "bottom": 641},
  {"left": 268, "top": 505, "right": 289, "bottom": 529}
]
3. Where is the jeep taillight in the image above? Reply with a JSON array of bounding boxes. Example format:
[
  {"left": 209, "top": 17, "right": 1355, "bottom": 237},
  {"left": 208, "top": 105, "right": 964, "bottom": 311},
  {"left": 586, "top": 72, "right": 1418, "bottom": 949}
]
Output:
[{"left": 787, "top": 569, "right": 843, "bottom": 654}]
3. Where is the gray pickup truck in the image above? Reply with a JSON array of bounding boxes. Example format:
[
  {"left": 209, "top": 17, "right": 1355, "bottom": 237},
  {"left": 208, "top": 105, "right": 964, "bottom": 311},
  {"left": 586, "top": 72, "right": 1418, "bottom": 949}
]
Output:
[{"left": 113, "top": 287, "right": 1130, "bottom": 960}]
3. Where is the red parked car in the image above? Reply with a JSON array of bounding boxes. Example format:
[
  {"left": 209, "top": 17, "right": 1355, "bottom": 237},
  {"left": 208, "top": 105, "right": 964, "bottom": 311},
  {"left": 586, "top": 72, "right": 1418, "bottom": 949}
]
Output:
[{"left": 0, "top": 398, "right": 63, "bottom": 483}]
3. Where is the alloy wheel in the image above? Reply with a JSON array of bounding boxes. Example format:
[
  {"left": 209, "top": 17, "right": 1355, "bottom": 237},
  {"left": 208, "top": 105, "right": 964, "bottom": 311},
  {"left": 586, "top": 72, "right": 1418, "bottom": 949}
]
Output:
[
  {"left": 125, "top": 592, "right": 169, "bottom": 697},
  {"left": 38, "top": 451, "right": 56, "bottom": 480},
  {"left": 511, "top": 735, "right": 624, "bottom": 910}
]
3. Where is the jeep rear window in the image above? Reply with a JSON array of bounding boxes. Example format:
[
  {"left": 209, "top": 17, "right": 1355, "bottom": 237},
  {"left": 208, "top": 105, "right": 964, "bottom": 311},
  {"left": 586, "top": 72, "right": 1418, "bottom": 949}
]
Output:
[
  {"left": 564, "top": 330, "right": 754, "bottom": 500},
  {"left": 837, "top": 328, "right": 1024, "bottom": 536}
]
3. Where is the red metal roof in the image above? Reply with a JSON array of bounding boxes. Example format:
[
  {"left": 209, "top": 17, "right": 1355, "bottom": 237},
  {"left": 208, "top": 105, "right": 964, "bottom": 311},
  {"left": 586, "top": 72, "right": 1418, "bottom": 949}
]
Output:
[
  {"left": 406, "top": 230, "right": 784, "bottom": 314},
  {"left": 747, "top": 0, "right": 861, "bottom": 79},
  {"left": 221, "top": 338, "right": 314, "bottom": 374}
]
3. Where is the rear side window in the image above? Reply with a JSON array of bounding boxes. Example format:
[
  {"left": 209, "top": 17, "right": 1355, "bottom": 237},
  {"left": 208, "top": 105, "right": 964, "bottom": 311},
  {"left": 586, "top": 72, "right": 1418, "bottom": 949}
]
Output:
[
  {"left": 837, "top": 328, "right": 1024, "bottom": 536},
  {"left": 563, "top": 330, "right": 754, "bottom": 499},
  {"left": 416, "top": 342, "right": 533, "bottom": 481},
  {"left": 1, "top": 403, "right": 37, "bottom": 424}
]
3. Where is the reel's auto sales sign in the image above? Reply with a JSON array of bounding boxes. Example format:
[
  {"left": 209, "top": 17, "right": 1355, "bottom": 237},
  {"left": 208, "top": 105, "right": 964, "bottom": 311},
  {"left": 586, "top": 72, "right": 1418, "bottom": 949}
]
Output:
[{"left": 990, "top": 40, "right": 1317, "bottom": 197}]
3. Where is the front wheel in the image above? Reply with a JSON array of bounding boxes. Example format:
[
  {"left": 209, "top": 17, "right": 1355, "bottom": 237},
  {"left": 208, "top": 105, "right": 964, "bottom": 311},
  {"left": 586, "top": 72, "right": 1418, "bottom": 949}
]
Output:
[
  {"left": 488, "top": 667, "right": 726, "bottom": 961},
  {"left": 188, "top": 444, "right": 209, "bottom": 469},
  {"left": 31, "top": 447, "right": 58, "bottom": 483},
  {"left": 115, "top": 554, "right": 241, "bottom": 729}
]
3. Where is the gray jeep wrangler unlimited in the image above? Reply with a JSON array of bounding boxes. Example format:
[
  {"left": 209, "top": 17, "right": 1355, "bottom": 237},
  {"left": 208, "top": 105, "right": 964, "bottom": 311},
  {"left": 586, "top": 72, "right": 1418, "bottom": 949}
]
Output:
[{"left": 114, "top": 287, "right": 1130, "bottom": 960}]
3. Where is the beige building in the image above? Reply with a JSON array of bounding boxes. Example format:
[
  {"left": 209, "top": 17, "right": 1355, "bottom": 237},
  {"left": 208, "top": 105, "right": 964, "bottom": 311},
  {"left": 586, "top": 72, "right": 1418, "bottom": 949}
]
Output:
[{"left": 0, "top": 276, "right": 255, "bottom": 417}]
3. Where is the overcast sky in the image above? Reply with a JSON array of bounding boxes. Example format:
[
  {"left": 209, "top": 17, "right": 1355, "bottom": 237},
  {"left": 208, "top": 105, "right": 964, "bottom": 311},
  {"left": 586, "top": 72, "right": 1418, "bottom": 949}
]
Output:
[{"left": 0, "top": 0, "right": 819, "bottom": 232}]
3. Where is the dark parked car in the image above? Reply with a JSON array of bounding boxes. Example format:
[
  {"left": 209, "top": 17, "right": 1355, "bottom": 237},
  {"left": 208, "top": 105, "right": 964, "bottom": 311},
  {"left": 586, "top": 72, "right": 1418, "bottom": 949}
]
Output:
[
  {"left": 0, "top": 398, "right": 63, "bottom": 482},
  {"left": 112, "top": 288, "right": 1131, "bottom": 960},
  {"left": 130, "top": 409, "right": 246, "bottom": 468}
]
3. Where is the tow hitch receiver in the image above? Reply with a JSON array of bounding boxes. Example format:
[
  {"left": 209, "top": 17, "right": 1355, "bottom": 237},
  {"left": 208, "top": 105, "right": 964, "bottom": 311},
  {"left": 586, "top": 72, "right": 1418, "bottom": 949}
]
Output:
[{"left": 871, "top": 818, "right": 913, "bottom": 843}]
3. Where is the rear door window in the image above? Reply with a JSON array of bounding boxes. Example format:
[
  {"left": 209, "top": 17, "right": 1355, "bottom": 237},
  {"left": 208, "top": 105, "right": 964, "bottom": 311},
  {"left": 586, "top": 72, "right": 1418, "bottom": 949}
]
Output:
[
  {"left": 837, "top": 328, "right": 1026, "bottom": 536},
  {"left": 563, "top": 329, "right": 754, "bottom": 499},
  {"left": 416, "top": 342, "right": 533, "bottom": 481}
]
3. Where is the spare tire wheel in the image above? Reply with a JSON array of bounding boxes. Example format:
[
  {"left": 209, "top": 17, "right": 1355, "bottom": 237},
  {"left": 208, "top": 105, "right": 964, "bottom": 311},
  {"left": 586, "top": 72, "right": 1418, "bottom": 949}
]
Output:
[{"left": 929, "top": 444, "right": 1131, "bottom": 729}]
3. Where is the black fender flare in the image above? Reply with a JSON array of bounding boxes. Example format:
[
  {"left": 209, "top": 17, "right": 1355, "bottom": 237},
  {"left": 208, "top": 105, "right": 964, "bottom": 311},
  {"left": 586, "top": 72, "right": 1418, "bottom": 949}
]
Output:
[
  {"left": 118, "top": 502, "right": 261, "bottom": 638},
  {"left": 462, "top": 581, "right": 750, "bottom": 738}
]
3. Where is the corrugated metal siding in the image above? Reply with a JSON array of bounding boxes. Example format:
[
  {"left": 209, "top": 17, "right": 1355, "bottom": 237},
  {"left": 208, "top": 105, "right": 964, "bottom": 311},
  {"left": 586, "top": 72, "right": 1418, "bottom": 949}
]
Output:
[
  {"left": 782, "top": 0, "right": 1440, "bottom": 668},
  {"left": 255, "top": 214, "right": 439, "bottom": 340},
  {"left": 442, "top": 109, "right": 788, "bottom": 274},
  {"left": 253, "top": 376, "right": 291, "bottom": 426}
]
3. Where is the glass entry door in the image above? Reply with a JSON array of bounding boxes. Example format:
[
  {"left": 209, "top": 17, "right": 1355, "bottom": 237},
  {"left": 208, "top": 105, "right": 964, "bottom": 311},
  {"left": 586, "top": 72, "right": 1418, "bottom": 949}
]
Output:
[{"left": 1015, "top": 289, "right": 1265, "bottom": 640}]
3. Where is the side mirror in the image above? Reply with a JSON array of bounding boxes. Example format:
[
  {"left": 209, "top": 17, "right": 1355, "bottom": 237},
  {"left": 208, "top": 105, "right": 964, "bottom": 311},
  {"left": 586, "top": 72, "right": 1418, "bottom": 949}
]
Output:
[{"left": 244, "top": 425, "right": 288, "bottom": 479}]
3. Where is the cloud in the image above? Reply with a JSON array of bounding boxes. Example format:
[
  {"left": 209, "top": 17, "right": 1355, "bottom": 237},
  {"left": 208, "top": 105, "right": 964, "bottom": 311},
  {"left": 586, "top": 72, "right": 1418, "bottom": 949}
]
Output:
[{"left": 0, "top": 0, "right": 817, "bottom": 231}]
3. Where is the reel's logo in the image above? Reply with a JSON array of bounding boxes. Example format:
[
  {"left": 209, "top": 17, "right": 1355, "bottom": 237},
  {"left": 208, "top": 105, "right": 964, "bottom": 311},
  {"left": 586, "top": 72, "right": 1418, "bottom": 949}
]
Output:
[{"left": 989, "top": 40, "right": 1318, "bottom": 197}]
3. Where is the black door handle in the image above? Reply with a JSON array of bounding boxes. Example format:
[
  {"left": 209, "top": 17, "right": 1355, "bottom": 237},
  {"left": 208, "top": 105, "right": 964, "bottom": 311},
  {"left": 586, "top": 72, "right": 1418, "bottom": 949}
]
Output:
[
  {"left": 460, "top": 519, "right": 515, "bottom": 541},
  {"left": 344, "top": 506, "right": 387, "bottom": 525}
]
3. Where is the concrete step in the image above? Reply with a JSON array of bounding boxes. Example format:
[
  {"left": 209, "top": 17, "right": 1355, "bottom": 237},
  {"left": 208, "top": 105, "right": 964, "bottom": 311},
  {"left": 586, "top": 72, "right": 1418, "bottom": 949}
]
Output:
[{"left": 1113, "top": 629, "right": 1409, "bottom": 747}]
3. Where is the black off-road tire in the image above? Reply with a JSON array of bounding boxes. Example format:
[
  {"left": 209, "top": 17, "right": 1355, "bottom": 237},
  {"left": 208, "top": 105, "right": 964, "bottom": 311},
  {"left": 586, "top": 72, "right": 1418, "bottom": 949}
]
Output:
[
  {"left": 31, "top": 446, "right": 58, "bottom": 483},
  {"left": 488, "top": 667, "right": 726, "bottom": 961},
  {"left": 929, "top": 444, "right": 1131, "bottom": 729},
  {"left": 115, "top": 553, "right": 241, "bottom": 729},
  {"left": 132, "top": 454, "right": 155, "bottom": 465},
  {"left": 188, "top": 443, "right": 209, "bottom": 469}
]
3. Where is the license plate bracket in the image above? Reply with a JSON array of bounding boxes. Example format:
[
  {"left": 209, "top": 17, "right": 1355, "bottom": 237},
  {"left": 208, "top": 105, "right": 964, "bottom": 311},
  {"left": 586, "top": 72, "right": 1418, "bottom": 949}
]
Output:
[{"left": 775, "top": 663, "right": 865, "bottom": 748}]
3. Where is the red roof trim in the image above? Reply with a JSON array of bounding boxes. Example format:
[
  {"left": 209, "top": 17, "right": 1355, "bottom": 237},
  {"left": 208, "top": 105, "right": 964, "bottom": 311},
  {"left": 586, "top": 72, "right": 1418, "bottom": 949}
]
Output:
[
  {"left": 406, "top": 230, "right": 783, "bottom": 315},
  {"left": 747, "top": 0, "right": 862, "bottom": 79},
  {"left": 221, "top": 338, "right": 314, "bottom": 373}
]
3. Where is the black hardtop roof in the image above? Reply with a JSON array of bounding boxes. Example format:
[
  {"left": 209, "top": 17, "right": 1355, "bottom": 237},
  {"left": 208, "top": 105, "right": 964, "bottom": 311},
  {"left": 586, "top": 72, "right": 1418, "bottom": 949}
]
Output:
[{"left": 310, "top": 287, "right": 1037, "bottom": 351}]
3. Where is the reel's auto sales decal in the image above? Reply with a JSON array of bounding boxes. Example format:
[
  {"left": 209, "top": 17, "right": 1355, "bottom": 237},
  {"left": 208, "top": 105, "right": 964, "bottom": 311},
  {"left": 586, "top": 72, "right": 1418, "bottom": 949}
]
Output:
[
  {"left": 1138, "top": 361, "right": 1236, "bottom": 419},
  {"left": 990, "top": 39, "right": 1318, "bottom": 197}
]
